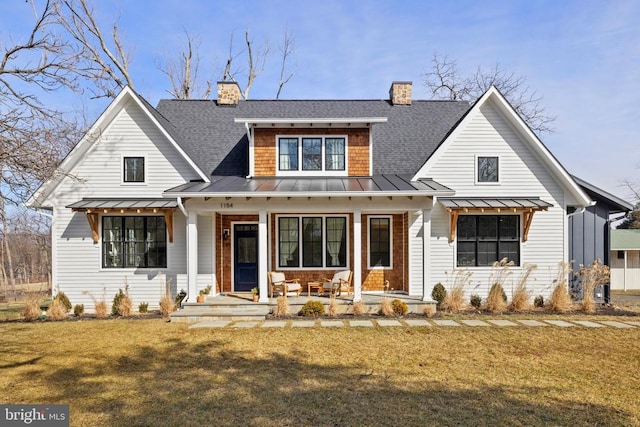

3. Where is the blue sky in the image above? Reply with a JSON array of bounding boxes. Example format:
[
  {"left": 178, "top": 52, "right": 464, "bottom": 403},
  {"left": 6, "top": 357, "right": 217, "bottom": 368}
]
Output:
[{"left": 3, "top": 0, "right": 639, "bottom": 200}]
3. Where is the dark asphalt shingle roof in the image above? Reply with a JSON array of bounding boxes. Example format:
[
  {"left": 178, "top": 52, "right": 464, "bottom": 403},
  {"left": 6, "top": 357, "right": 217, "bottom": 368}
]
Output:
[{"left": 153, "top": 99, "right": 470, "bottom": 177}]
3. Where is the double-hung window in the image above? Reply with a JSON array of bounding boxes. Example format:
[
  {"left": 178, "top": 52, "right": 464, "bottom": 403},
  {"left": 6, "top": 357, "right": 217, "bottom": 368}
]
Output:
[
  {"left": 277, "top": 136, "right": 346, "bottom": 174},
  {"left": 457, "top": 215, "right": 519, "bottom": 266},
  {"left": 103, "top": 216, "right": 167, "bottom": 268},
  {"left": 369, "top": 217, "right": 391, "bottom": 268},
  {"left": 278, "top": 216, "right": 347, "bottom": 268}
]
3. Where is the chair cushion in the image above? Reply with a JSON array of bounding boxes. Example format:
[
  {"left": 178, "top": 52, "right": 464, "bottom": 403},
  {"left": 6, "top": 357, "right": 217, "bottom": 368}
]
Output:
[
  {"left": 270, "top": 272, "right": 285, "bottom": 283},
  {"left": 333, "top": 270, "right": 351, "bottom": 283},
  {"left": 287, "top": 282, "right": 301, "bottom": 291}
]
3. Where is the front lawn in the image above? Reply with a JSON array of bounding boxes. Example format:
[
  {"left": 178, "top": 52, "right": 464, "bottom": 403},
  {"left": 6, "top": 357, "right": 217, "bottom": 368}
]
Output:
[{"left": 0, "top": 318, "right": 638, "bottom": 426}]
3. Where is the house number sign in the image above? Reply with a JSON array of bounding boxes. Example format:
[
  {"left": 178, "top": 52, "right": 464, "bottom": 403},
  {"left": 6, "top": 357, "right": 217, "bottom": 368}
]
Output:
[{"left": 220, "top": 202, "right": 234, "bottom": 208}]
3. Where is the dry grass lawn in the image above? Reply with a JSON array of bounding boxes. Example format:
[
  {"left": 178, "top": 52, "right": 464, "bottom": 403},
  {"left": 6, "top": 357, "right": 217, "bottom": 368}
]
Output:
[{"left": 0, "top": 318, "right": 638, "bottom": 426}]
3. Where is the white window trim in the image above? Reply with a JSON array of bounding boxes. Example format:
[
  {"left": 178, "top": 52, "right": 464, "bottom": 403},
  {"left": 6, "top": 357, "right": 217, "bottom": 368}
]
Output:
[
  {"left": 275, "top": 135, "right": 348, "bottom": 177},
  {"left": 275, "top": 214, "right": 350, "bottom": 270},
  {"left": 121, "top": 154, "right": 148, "bottom": 186},
  {"left": 368, "top": 215, "right": 393, "bottom": 270},
  {"left": 99, "top": 214, "right": 167, "bottom": 271},
  {"left": 453, "top": 212, "right": 522, "bottom": 268},
  {"left": 474, "top": 154, "right": 500, "bottom": 185}
]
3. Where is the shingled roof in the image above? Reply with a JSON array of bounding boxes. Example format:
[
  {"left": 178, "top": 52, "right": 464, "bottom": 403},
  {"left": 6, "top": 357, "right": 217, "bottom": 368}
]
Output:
[{"left": 154, "top": 99, "right": 470, "bottom": 177}]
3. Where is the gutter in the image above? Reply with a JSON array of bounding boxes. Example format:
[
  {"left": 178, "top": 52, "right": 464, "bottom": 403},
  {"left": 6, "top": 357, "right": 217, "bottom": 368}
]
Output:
[
  {"left": 176, "top": 197, "right": 188, "bottom": 217},
  {"left": 567, "top": 200, "right": 596, "bottom": 218}
]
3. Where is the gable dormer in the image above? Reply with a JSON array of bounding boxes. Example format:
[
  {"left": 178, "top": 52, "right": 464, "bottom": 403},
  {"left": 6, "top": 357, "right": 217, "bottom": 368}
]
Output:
[{"left": 235, "top": 118, "right": 387, "bottom": 177}]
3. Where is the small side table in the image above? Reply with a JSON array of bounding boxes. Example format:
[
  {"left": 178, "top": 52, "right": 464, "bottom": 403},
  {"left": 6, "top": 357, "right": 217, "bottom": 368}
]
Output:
[{"left": 307, "top": 281, "right": 323, "bottom": 297}]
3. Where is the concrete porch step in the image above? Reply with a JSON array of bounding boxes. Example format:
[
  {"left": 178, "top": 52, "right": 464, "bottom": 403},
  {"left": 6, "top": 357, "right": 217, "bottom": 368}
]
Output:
[{"left": 171, "top": 304, "right": 272, "bottom": 323}]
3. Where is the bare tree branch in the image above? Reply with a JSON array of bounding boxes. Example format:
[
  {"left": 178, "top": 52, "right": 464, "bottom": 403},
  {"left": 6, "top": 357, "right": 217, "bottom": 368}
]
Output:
[
  {"left": 157, "top": 30, "right": 212, "bottom": 99},
  {"left": 275, "top": 27, "right": 295, "bottom": 100},
  {"left": 424, "top": 52, "right": 555, "bottom": 135},
  {"left": 57, "top": 0, "right": 134, "bottom": 98}
]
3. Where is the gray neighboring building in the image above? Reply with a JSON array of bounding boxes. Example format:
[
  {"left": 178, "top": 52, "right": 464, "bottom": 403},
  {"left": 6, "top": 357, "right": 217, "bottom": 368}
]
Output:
[{"left": 568, "top": 176, "right": 633, "bottom": 300}]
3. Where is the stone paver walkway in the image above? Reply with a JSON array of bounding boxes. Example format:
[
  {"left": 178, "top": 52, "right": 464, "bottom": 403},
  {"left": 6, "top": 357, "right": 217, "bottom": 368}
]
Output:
[{"left": 189, "top": 318, "right": 638, "bottom": 329}]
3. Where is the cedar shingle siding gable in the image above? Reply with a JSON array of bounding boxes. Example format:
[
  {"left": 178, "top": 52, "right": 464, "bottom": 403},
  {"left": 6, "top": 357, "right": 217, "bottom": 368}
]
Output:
[{"left": 154, "top": 99, "right": 469, "bottom": 178}]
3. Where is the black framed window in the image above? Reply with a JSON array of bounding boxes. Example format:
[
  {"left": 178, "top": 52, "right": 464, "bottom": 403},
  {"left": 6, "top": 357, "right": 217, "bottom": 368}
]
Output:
[
  {"left": 369, "top": 217, "right": 391, "bottom": 267},
  {"left": 278, "top": 217, "right": 299, "bottom": 267},
  {"left": 325, "top": 138, "right": 345, "bottom": 170},
  {"left": 277, "top": 216, "right": 347, "bottom": 268},
  {"left": 302, "top": 138, "right": 322, "bottom": 171},
  {"left": 102, "top": 216, "right": 166, "bottom": 268},
  {"left": 278, "top": 138, "right": 298, "bottom": 171},
  {"left": 477, "top": 156, "right": 498, "bottom": 183},
  {"left": 302, "top": 217, "right": 323, "bottom": 267},
  {"left": 457, "top": 215, "right": 519, "bottom": 266},
  {"left": 123, "top": 157, "right": 145, "bottom": 182}
]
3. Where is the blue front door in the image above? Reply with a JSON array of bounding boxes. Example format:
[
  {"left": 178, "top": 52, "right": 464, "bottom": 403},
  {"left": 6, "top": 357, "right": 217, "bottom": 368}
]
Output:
[{"left": 234, "top": 224, "right": 258, "bottom": 292}]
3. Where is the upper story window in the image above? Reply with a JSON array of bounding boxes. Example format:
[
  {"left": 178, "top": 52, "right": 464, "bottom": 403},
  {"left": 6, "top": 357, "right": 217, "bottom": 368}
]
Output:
[
  {"left": 477, "top": 156, "right": 499, "bottom": 183},
  {"left": 123, "top": 156, "right": 145, "bottom": 183},
  {"left": 277, "top": 136, "right": 347, "bottom": 176}
]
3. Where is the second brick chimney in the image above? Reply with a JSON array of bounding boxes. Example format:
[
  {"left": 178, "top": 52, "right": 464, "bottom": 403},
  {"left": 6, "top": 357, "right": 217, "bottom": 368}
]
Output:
[
  {"left": 217, "top": 81, "right": 241, "bottom": 105},
  {"left": 389, "top": 81, "right": 412, "bottom": 105}
]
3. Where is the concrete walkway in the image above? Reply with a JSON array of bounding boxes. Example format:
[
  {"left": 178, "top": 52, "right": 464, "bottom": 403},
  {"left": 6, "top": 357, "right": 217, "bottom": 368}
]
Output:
[{"left": 188, "top": 318, "right": 639, "bottom": 329}]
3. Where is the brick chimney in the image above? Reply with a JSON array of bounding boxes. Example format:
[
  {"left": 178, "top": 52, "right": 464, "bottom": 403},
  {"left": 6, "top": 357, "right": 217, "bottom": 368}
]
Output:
[
  {"left": 389, "top": 81, "right": 412, "bottom": 105},
  {"left": 217, "top": 81, "right": 241, "bottom": 105}
]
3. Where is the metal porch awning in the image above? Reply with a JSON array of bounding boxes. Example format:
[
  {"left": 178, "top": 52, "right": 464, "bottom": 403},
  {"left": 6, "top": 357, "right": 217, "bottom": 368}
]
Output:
[
  {"left": 438, "top": 197, "right": 553, "bottom": 242},
  {"left": 66, "top": 198, "right": 178, "bottom": 244}
]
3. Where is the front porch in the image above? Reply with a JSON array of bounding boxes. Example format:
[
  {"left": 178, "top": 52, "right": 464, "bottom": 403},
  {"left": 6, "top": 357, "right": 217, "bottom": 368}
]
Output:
[{"left": 171, "top": 292, "right": 437, "bottom": 323}]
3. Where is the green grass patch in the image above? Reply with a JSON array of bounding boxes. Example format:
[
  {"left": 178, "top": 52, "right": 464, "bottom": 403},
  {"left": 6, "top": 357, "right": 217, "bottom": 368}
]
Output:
[{"left": 0, "top": 318, "right": 638, "bottom": 426}]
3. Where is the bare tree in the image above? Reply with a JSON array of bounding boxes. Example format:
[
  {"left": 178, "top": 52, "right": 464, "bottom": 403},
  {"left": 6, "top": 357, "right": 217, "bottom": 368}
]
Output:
[
  {"left": 424, "top": 53, "right": 555, "bottom": 135},
  {"left": 57, "top": 0, "right": 134, "bottom": 98},
  {"left": 157, "top": 31, "right": 212, "bottom": 99},
  {"left": 222, "top": 30, "right": 270, "bottom": 99},
  {"left": 275, "top": 28, "right": 295, "bottom": 100}
]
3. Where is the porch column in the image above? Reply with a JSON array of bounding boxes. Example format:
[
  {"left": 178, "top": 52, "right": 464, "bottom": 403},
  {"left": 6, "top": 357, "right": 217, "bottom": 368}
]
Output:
[
  {"left": 186, "top": 210, "right": 198, "bottom": 302},
  {"left": 353, "top": 209, "right": 362, "bottom": 302},
  {"left": 422, "top": 209, "right": 432, "bottom": 301},
  {"left": 258, "top": 210, "right": 269, "bottom": 302}
]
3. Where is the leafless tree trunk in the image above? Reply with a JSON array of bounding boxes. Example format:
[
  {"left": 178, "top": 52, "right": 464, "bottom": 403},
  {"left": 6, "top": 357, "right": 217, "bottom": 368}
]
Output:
[
  {"left": 424, "top": 52, "right": 555, "bottom": 135},
  {"left": 57, "top": 0, "right": 134, "bottom": 98},
  {"left": 222, "top": 30, "right": 270, "bottom": 99},
  {"left": 157, "top": 31, "right": 212, "bottom": 99}
]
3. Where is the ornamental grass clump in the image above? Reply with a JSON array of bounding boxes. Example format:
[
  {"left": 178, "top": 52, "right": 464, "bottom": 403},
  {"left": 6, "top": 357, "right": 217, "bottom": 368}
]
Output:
[
  {"left": 159, "top": 295, "right": 175, "bottom": 318},
  {"left": 21, "top": 293, "right": 43, "bottom": 322},
  {"left": 578, "top": 259, "right": 609, "bottom": 313},
  {"left": 549, "top": 261, "right": 573, "bottom": 312},
  {"left": 328, "top": 298, "right": 338, "bottom": 317},
  {"left": 275, "top": 296, "right": 289, "bottom": 317},
  {"left": 94, "top": 301, "right": 108, "bottom": 318},
  {"left": 112, "top": 287, "right": 132, "bottom": 316},
  {"left": 352, "top": 300, "right": 367, "bottom": 316},
  {"left": 54, "top": 292, "right": 72, "bottom": 313},
  {"left": 423, "top": 305, "right": 436, "bottom": 318},
  {"left": 486, "top": 283, "right": 508, "bottom": 313},
  {"left": 379, "top": 298, "right": 394, "bottom": 316},
  {"left": 47, "top": 298, "right": 68, "bottom": 320},
  {"left": 441, "top": 270, "right": 471, "bottom": 312},
  {"left": 509, "top": 263, "right": 536, "bottom": 312}
]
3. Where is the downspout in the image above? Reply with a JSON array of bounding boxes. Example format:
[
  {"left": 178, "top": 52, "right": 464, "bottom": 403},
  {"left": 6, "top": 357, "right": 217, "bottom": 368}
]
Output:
[
  {"left": 566, "top": 200, "right": 596, "bottom": 218},
  {"left": 176, "top": 197, "right": 188, "bottom": 217}
]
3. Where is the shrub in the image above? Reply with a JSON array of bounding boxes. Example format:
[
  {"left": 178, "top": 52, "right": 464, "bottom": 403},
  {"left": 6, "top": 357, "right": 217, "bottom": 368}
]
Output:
[
  {"left": 431, "top": 283, "right": 447, "bottom": 307},
  {"left": 159, "top": 294, "right": 175, "bottom": 318},
  {"left": 138, "top": 302, "right": 149, "bottom": 313},
  {"left": 534, "top": 295, "right": 544, "bottom": 308},
  {"left": 352, "top": 300, "right": 367, "bottom": 316},
  {"left": 275, "top": 296, "right": 289, "bottom": 317},
  {"left": 112, "top": 289, "right": 125, "bottom": 315},
  {"left": 74, "top": 304, "right": 84, "bottom": 317},
  {"left": 299, "top": 300, "right": 325, "bottom": 317},
  {"left": 470, "top": 294, "right": 482, "bottom": 309},
  {"left": 486, "top": 283, "right": 508, "bottom": 313},
  {"left": 391, "top": 299, "right": 408, "bottom": 315},
  {"left": 550, "top": 282, "right": 573, "bottom": 312},
  {"left": 111, "top": 289, "right": 132, "bottom": 316},
  {"left": 47, "top": 298, "right": 68, "bottom": 320},
  {"left": 423, "top": 305, "right": 436, "bottom": 318},
  {"left": 95, "top": 301, "right": 108, "bottom": 318},
  {"left": 54, "top": 292, "right": 72, "bottom": 313}
]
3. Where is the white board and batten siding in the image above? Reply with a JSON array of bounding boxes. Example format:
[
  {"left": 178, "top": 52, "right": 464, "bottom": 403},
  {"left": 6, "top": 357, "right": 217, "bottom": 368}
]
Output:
[
  {"left": 415, "top": 99, "right": 570, "bottom": 299},
  {"left": 43, "top": 99, "right": 213, "bottom": 310}
]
